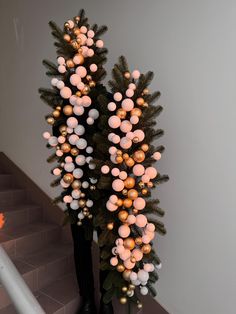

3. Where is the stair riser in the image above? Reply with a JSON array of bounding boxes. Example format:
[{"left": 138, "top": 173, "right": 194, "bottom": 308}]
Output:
[
  {"left": 0, "top": 175, "right": 15, "bottom": 189},
  {"left": 0, "top": 191, "right": 27, "bottom": 206}
]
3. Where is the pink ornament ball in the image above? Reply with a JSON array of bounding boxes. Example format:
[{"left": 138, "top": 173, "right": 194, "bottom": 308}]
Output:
[
  {"left": 87, "top": 30, "right": 95, "bottom": 38},
  {"left": 109, "top": 146, "right": 117, "bottom": 155},
  {"left": 112, "top": 179, "right": 124, "bottom": 192},
  {"left": 118, "top": 225, "right": 131, "bottom": 238},
  {"left": 130, "top": 115, "right": 139, "bottom": 125},
  {"left": 76, "top": 66, "right": 87, "bottom": 78},
  {"left": 121, "top": 98, "right": 134, "bottom": 111},
  {"left": 51, "top": 78, "right": 58, "bottom": 86},
  {"left": 141, "top": 174, "right": 150, "bottom": 183},
  {"left": 153, "top": 152, "right": 162, "bottom": 160},
  {"left": 119, "top": 171, "right": 127, "bottom": 180},
  {"left": 144, "top": 263, "right": 155, "bottom": 272},
  {"left": 127, "top": 215, "right": 136, "bottom": 225},
  {"left": 142, "top": 234, "right": 151, "bottom": 244},
  {"left": 70, "top": 74, "right": 81, "bottom": 86},
  {"left": 67, "top": 117, "right": 78, "bottom": 128},
  {"left": 81, "top": 46, "right": 88, "bottom": 57},
  {"left": 80, "top": 26, "right": 87, "bottom": 33},
  {"left": 133, "top": 129, "right": 145, "bottom": 142},
  {"left": 56, "top": 150, "right": 63, "bottom": 157},
  {"left": 110, "top": 257, "right": 118, "bottom": 266},
  {"left": 108, "top": 115, "right": 121, "bottom": 129},
  {"left": 82, "top": 96, "right": 92, "bottom": 107},
  {"left": 53, "top": 168, "right": 61, "bottom": 176},
  {"left": 90, "top": 64, "right": 98, "bottom": 72},
  {"left": 73, "top": 54, "right": 84, "bottom": 65},
  {"left": 73, "top": 105, "right": 84, "bottom": 116},
  {"left": 116, "top": 245, "right": 125, "bottom": 255},
  {"left": 101, "top": 165, "right": 110, "bottom": 174},
  {"left": 86, "top": 38, "right": 94, "bottom": 46},
  {"left": 135, "top": 214, "right": 148, "bottom": 228},
  {"left": 146, "top": 223, "right": 155, "bottom": 232},
  {"left": 126, "top": 132, "right": 134, "bottom": 140},
  {"left": 108, "top": 102, "right": 116, "bottom": 111},
  {"left": 126, "top": 89, "right": 134, "bottom": 98},
  {"left": 120, "top": 137, "right": 132, "bottom": 149},
  {"left": 120, "top": 120, "right": 132, "bottom": 133},
  {"left": 56, "top": 81, "right": 65, "bottom": 89},
  {"left": 67, "top": 127, "right": 73, "bottom": 134},
  {"left": 57, "top": 56, "right": 65, "bottom": 65},
  {"left": 111, "top": 168, "right": 120, "bottom": 177},
  {"left": 114, "top": 92, "right": 123, "bottom": 102},
  {"left": 124, "top": 258, "right": 135, "bottom": 270},
  {"left": 70, "top": 95, "right": 77, "bottom": 105},
  {"left": 146, "top": 231, "right": 155, "bottom": 241},
  {"left": 132, "top": 70, "right": 140, "bottom": 80},
  {"left": 60, "top": 87, "right": 72, "bottom": 99},
  {"left": 96, "top": 40, "right": 104, "bottom": 48},
  {"left": 145, "top": 167, "right": 158, "bottom": 179},
  {"left": 43, "top": 131, "right": 50, "bottom": 139},
  {"left": 106, "top": 201, "right": 118, "bottom": 212},
  {"left": 48, "top": 136, "right": 58, "bottom": 147},
  {"left": 132, "top": 249, "right": 143, "bottom": 262},
  {"left": 67, "top": 20, "right": 74, "bottom": 29},
  {"left": 63, "top": 195, "right": 73, "bottom": 203},
  {"left": 108, "top": 133, "right": 115, "bottom": 142},
  {"left": 68, "top": 134, "right": 79, "bottom": 145},
  {"left": 115, "top": 238, "right": 124, "bottom": 246},
  {"left": 120, "top": 249, "right": 131, "bottom": 261},
  {"left": 133, "top": 198, "right": 146, "bottom": 210},
  {"left": 77, "top": 82, "right": 85, "bottom": 91},
  {"left": 109, "top": 195, "right": 118, "bottom": 204},
  {"left": 111, "top": 135, "right": 120, "bottom": 144},
  {"left": 58, "top": 65, "right": 66, "bottom": 73},
  {"left": 133, "top": 164, "right": 145, "bottom": 176},
  {"left": 87, "top": 49, "right": 94, "bottom": 57},
  {"left": 65, "top": 156, "right": 73, "bottom": 163},
  {"left": 129, "top": 83, "right": 136, "bottom": 90}
]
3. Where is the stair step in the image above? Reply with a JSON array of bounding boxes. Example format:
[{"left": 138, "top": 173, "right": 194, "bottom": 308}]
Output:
[
  {"left": 2, "top": 204, "right": 43, "bottom": 229},
  {"left": 0, "top": 189, "right": 27, "bottom": 206},
  {"left": 0, "top": 174, "right": 16, "bottom": 189},
  {"left": 0, "top": 243, "right": 73, "bottom": 309},
  {"left": 0, "top": 222, "right": 60, "bottom": 257}
]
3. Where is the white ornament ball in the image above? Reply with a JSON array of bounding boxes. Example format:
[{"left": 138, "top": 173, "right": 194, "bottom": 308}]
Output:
[
  {"left": 86, "top": 200, "right": 93, "bottom": 207},
  {"left": 64, "top": 162, "right": 75, "bottom": 172},
  {"left": 73, "top": 105, "right": 84, "bottom": 116},
  {"left": 43, "top": 131, "right": 51, "bottom": 139},
  {"left": 70, "top": 200, "right": 79, "bottom": 210},
  {"left": 86, "top": 117, "right": 94, "bottom": 125},
  {"left": 89, "top": 109, "right": 99, "bottom": 119},
  {"left": 73, "top": 168, "right": 84, "bottom": 179},
  {"left": 86, "top": 146, "right": 93, "bottom": 154},
  {"left": 82, "top": 181, "right": 89, "bottom": 189},
  {"left": 74, "top": 125, "right": 85, "bottom": 136},
  {"left": 140, "top": 286, "right": 148, "bottom": 296},
  {"left": 137, "top": 270, "right": 149, "bottom": 282},
  {"left": 51, "top": 78, "right": 58, "bottom": 86},
  {"left": 48, "top": 136, "right": 58, "bottom": 147},
  {"left": 67, "top": 117, "right": 78, "bottom": 128},
  {"left": 75, "top": 155, "right": 86, "bottom": 166},
  {"left": 56, "top": 80, "right": 65, "bottom": 89},
  {"left": 76, "top": 138, "right": 87, "bottom": 150}
]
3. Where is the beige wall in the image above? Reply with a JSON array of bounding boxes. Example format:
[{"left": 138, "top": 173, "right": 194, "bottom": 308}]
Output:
[{"left": 1, "top": 1, "right": 236, "bottom": 313}]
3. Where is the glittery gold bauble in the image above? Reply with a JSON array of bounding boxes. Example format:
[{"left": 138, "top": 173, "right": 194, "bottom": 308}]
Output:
[
  {"left": 66, "top": 59, "right": 75, "bottom": 68},
  {"left": 135, "top": 237, "right": 143, "bottom": 245},
  {"left": 124, "top": 177, "right": 135, "bottom": 189},
  {"left": 86, "top": 75, "right": 92, "bottom": 81},
  {"left": 142, "top": 188, "right": 148, "bottom": 195},
  {"left": 71, "top": 148, "right": 79, "bottom": 156},
  {"left": 56, "top": 106, "right": 61, "bottom": 111},
  {"left": 64, "top": 22, "right": 70, "bottom": 28},
  {"left": 130, "top": 256, "right": 136, "bottom": 263},
  {"left": 123, "top": 198, "right": 132, "bottom": 208},
  {"left": 137, "top": 303, "right": 143, "bottom": 309},
  {"left": 71, "top": 40, "right": 80, "bottom": 49},
  {"left": 133, "top": 209, "right": 138, "bottom": 215},
  {"left": 129, "top": 284, "right": 135, "bottom": 290},
  {"left": 143, "top": 88, "right": 149, "bottom": 95},
  {"left": 120, "top": 297, "right": 127, "bottom": 305},
  {"left": 117, "top": 264, "right": 125, "bottom": 272},
  {"left": 124, "top": 71, "right": 131, "bottom": 79},
  {"left": 133, "top": 150, "right": 145, "bottom": 163},
  {"left": 123, "top": 153, "right": 129, "bottom": 160},
  {"left": 127, "top": 290, "right": 133, "bottom": 297},
  {"left": 116, "top": 150, "right": 122, "bottom": 156},
  {"left": 63, "top": 34, "right": 71, "bottom": 42},
  {"left": 76, "top": 37, "right": 82, "bottom": 45},
  {"left": 63, "top": 105, "right": 73, "bottom": 116},
  {"left": 90, "top": 185, "right": 96, "bottom": 190},
  {"left": 127, "top": 189, "right": 138, "bottom": 200},
  {"left": 63, "top": 173, "right": 74, "bottom": 184},
  {"left": 80, "top": 192, "right": 85, "bottom": 198},
  {"left": 61, "top": 143, "right": 71, "bottom": 153},
  {"left": 122, "top": 189, "right": 128, "bottom": 196},
  {"left": 124, "top": 238, "right": 135, "bottom": 250},
  {"left": 79, "top": 199, "right": 86, "bottom": 208},
  {"left": 83, "top": 207, "right": 89, "bottom": 213},
  {"left": 116, "top": 108, "right": 127, "bottom": 119},
  {"left": 133, "top": 137, "right": 139, "bottom": 143},
  {"left": 107, "top": 222, "right": 114, "bottom": 230},
  {"left": 82, "top": 86, "right": 90, "bottom": 95},
  {"left": 76, "top": 91, "right": 82, "bottom": 97},
  {"left": 75, "top": 53, "right": 84, "bottom": 65},
  {"left": 142, "top": 244, "right": 151, "bottom": 254},
  {"left": 59, "top": 125, "right": 67, "bottom": 134},
  {"left": 118, "top": 210, "right": 128, "bottom": 222},
  {"left": 136, "top": 97, "right": 145, "bottom": 106},
  {"left": 47, "top": 117, "right": 54, "bottom": 125},
  {"left": 147, "top": 182, "right": 154, "bottom": 188},
  {"left": 116, "top": 156, "right": 123, "bottom": 163},
  {"left": 131, "top": 108, "right": 142, "bottom": 117},
  {"left": 123, "top": 270, "right": 131, "bottom": 280},
  {"left": 141, "top": 144, "right": 149, "bottom": 152},
  {"left": 139, "top": 181, "right": 145, "bottom": 188},
  {"left": 122, "top": 286, "right": 128, "bottom": 293},
  {"left": 116, "top": 199, "right": 123, "bottom": 207},
  {"left": 89, "top": 81, "right": 96, "bottom": 88},
  {"left": 126, "top": 158, "right": 135, "bottom": 167},
  {"left": 74, "top": 27, "right": 80, "bottom": 35}
]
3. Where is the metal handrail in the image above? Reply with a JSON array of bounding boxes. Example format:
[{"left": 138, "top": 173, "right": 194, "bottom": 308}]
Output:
[{"left": 0, "top": 245, "right": 46, "bottom": 314}]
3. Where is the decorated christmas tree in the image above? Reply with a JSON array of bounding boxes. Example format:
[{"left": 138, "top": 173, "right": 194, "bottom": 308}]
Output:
[
  {"left": 93, "top": 56, "right": 169, "bottom": 310},
  {"left": 39, "top": 9, "right": 108, "bottom": 239}
]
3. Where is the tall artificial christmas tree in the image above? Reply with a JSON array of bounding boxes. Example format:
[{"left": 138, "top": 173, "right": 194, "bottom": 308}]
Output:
[{"left": 93, "top": 56, "right": 169, "bottom": 311}]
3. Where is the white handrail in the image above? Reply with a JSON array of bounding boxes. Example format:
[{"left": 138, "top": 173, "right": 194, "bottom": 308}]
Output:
[{"left": 0, "top": 245, "right": 46, "bottom": 314}]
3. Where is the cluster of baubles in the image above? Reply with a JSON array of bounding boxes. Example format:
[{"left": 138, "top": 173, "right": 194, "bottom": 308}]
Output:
[
  {"left": 101, "top": 69, "right": 162, "bottom": 306},
  {"left": 43, "top": 16, "right": 104, "bottom": 224}
]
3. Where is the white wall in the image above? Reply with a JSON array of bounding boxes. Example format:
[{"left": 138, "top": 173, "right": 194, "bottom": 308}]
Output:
[{"left": 1, "top": 1, "right": 236, "bottom": 313}]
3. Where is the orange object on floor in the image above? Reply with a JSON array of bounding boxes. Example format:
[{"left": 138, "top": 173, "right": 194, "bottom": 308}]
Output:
[{"left": 0, "top": 213, "right": 5, "bottom": 229}]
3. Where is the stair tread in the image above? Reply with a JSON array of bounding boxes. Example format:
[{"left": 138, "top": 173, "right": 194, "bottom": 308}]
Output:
[{"left": 1, "top": 203, "right": 41, "bottom": 213}]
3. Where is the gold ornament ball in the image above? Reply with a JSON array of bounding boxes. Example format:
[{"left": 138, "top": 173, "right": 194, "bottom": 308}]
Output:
[
  {"left": 127, "top": 290, "right": 133, "bottom": 297},
  {"left": 133, "top": 137, "right": 139, "bottom": 143},
  {"left": 123, "top": 198, "right": 132, "bottom": 208},
  {"left": 131, "top": 108, "right": 142, "bottom": 117},
  {"left": 77, "top": 221, "right": 82, "bottom": 226},
  {"left": 139, "top": 181, "right": 145, "bottom": 188},
  {"left": 71, "top": 148, "right": 79, "bottom": 156},
  {"left": 142, "top": 188, "right": 148, "bottom": 195},
  {"left": 127, "top": 189, "right": 138, "bottom": 200},
  {"left": 63, "top": 105, "right": 73, "bottom": 116},
  {"left": 116, "top": 198, "right": 123, "bottom": 207},
  {"left": 124, "top": 238, "right": 135, "bottom": 250},
  {"left": 120, "top": 297, "right": 127, "bottom": 305},
  {"left": 61, "top": 143, "right": 71, "bottom": 153},
  {"left": 74, "top": 27, "right": 80, "bottom": 36},
  {"left": 64, "top": 22, "right": 70, "bottom": 28},
  {"left": 89, "top": 81, "right": 96, "bottom": 88},
  {"left": 141, "top": 144, "right": 149, "bottom": 152},
  {"left": 79, "top": 199, "right": 86, "bottom": 208},
  {"left": 142, "top": 244, "right": 151, "bottom": 254},
  {"left": 116, "top": 156, "right": 123, "bottom": 163},
  {"left": 47, "top": 117, "right": 54, "bottom": 125},
  {"left": 122, "top": 189, "right": 128, "bottom": 196},
  {"left": 76, "top": 37, "right": 82, "bottom": 45},
  {"left": 81, "top": 192, "right": 85, "bottom": 198},
  {"left": 86, "top": 75, "right": 92, "bottom": 81},
  {"left": 66, "top": 59, "right": 75, "bottom": 68},
  {"left": 117, "top": 264, "right": 125, "bottom": 273},
  {"left": 107, "top": 222, "right": 114, "bottom": 230},
  {"left": 116, "top": 150, "right": 122, "bottom": 156},
  {"left": 133, "top": 150, "right": 145, "bottom": 163},
  {"left": 123, "top": 153, "right": 129, "bottom": 160},
  {"left": 118, "top": 210, "right": 129, "bottom": 222},
  {"left": 56, "top": 106, "right": 61, "bottom": 111},
  {"left": 122, "top": 286, "right": 128, "bottom": 293},
  {"left": 123, "top": 270, "right": 131, "bottom": 281},
  {"left": 63, "top": 173, "right": 74, "bottom": 184},
  {"left": 124, "top": 177, "right": 135, "bottom": 189},
  {"left": 124, "top": 71, "right": 131, "bottom": 79},
  {"left": 135, "top": 237, "right": 143, "bottom": 245},
  {"left": 130, "top": 256, "right": 136, "bottom": 263},
  {"left": 143, "top": 102, "right": 149, "bottom": 107},
  {"left": 88, "top": 214, "right": 93, "bottom": 219},
  {"left": 143, "top": 88, "right": 149, "bottom": 95},
  {"left": 126, "top": 158, "right": 135, "bottom": 167},
  {"left": 82, "top": 86, "right": 90, "bottom": 95},
  {"left": 137, "top": 303, "right": 143, "bottom": 309},
  {"left": 129, "top": 284, "right": 135, "bottom": 291},
  {"left": 147, "top": 182, "right": 154, "bottom": 188},
  {"left": 71, "top": 40, "right": 80, "bottom": 49},
  {"left": 116, "top": 108, "right": 127, "bottom": 119},
  {"left": 75, "top": 53, "right": 84, "bottom": 65},
  {"left": 59, "top": 125, "right": 67, "bottom": 134},
  {"left": 132, "top": 209, "right": 138, "bottom": 215},
  {"left": 136, "top": 97, "right": 145, "bottom": 106},
  {"left": 63, "top": 34, "right": 71, "bottom": 42},
  {"left": 76, "top": 91, "right": 82, "bottom": 97}
]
